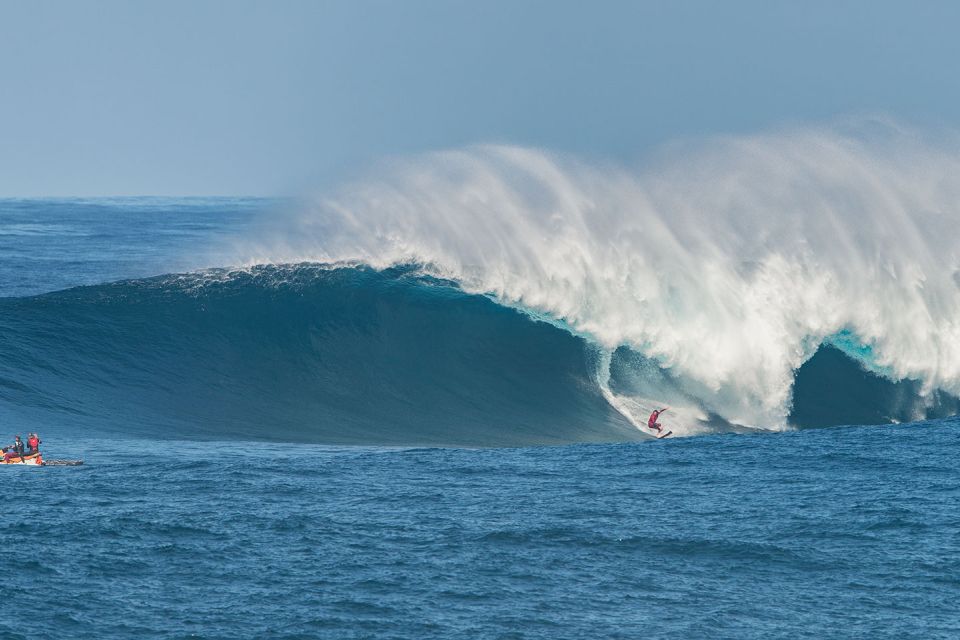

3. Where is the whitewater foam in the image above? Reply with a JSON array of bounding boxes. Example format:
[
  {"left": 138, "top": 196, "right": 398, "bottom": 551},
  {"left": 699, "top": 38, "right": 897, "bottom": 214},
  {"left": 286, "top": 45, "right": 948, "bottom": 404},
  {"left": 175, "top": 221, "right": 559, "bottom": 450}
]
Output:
[{"left": 230, "top": 123, "right": 960, "bottom": 431}]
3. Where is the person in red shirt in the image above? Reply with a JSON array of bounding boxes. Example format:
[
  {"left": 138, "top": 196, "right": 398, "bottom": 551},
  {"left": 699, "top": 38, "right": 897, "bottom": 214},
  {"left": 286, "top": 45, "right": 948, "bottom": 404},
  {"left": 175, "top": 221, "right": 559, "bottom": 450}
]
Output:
[
  {"left": 26, "top": 433, "right": 41, "bottom": 455},
  {"left": 647, "top": 407, "right": 669, "bottom": 434}
]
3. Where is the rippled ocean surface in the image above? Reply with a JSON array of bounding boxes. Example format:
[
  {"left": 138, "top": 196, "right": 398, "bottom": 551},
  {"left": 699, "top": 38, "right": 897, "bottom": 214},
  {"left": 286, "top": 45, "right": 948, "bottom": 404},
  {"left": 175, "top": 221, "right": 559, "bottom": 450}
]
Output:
[
  {"left": 1, "top": 199, "right": 959, "bottom": 638},
  {"left": 4, "top": 423, "right": 960, "bottom": 639}
]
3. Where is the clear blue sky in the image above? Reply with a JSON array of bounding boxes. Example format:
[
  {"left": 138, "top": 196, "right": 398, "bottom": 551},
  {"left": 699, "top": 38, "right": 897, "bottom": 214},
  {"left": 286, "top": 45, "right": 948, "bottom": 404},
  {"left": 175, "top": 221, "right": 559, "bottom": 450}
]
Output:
[{"left": 1, "top": 0, "right": 959, "bottom": 196}]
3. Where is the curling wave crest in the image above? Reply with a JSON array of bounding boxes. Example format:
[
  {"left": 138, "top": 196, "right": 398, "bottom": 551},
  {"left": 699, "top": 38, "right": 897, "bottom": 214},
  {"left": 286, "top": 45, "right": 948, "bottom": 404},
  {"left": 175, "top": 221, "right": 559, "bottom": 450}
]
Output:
[
  {"left": 0, "top": 265, "right": 954, "bottom": 445},
  {"left": 230, "top": 124, "right": 960, "bottom": 432}
]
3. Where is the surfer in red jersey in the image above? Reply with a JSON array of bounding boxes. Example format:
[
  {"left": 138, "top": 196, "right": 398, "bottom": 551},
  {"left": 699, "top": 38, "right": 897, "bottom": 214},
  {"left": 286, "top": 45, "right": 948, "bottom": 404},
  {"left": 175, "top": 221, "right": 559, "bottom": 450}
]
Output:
[{"left": 647, "top": 407, "right": 668, "bottom": 435}]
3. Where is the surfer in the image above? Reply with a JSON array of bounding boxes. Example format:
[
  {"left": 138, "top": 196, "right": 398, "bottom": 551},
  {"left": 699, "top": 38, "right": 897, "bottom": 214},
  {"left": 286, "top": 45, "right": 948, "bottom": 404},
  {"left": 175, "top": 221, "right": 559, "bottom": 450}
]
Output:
[{"left": 647, "top": 408, "right": 668, "bottom": 435}]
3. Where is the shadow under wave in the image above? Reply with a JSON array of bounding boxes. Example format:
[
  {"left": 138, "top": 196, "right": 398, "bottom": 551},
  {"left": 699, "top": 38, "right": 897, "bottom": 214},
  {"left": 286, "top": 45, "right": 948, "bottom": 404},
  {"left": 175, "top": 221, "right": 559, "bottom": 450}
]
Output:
[{"left": 791, "top": 344, "right": 960, "bottom": 427}]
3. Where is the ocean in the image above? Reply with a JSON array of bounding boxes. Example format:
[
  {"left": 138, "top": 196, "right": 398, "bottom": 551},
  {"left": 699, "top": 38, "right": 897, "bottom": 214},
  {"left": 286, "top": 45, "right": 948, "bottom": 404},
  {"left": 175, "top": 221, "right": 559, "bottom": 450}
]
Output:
[{"left": 1, "top": 196, "right": 959, "bottom": 638}]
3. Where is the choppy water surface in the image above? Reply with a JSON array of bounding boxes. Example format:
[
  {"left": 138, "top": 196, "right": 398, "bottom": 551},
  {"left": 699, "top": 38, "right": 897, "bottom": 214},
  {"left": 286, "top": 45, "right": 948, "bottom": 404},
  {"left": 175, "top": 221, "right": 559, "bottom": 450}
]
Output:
[
  {"left": 2, "top": 197, "right": 959, "bottom": 638},
  {"left": 4, "top": 421, "right": 959, "bottom": 639}
]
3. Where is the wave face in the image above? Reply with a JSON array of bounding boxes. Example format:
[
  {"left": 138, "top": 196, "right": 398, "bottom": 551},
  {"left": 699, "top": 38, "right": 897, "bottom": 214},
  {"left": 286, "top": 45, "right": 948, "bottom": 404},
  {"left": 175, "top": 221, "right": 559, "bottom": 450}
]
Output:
[
  {"left": 0, "top": 264, "right": 955, "bottom": 446},
  {"left": 229, "top": 123, "right": 960, "bottom": 431},
  {"left": 0, "top": 265, "right": 640, "bottom": 446}
]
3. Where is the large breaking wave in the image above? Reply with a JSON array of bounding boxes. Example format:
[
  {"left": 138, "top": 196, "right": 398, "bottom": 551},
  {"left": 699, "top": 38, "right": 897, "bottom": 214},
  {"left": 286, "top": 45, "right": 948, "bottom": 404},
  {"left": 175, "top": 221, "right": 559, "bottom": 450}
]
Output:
[
  {"left": 225, "top": 123, "right": 960, "bottom": 435},
  {"left": 0, "top": 264, "right": 955, "bottom": 446},
  {"left": 2, "top": 123, "right": 959, "bottom": 444}
]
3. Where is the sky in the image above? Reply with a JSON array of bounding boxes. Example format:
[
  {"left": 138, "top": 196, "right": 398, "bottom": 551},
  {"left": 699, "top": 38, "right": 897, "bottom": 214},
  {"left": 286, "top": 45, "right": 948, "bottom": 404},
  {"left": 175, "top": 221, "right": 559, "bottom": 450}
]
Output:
[{"left": 1, "top": 0, "right": 959, "bottom": 196}]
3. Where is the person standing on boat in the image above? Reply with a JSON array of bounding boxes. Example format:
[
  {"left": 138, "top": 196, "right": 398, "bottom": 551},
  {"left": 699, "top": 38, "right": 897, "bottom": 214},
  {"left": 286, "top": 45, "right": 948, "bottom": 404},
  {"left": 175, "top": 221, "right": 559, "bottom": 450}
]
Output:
[{"left": 26, "top": 433, "right": 40, "bottom": 455}]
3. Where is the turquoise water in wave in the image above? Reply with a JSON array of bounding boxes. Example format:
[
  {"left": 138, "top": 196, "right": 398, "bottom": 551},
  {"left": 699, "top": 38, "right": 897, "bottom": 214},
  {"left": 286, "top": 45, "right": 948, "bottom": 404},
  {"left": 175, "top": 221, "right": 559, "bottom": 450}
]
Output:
[
  {"left": 4, "top": 422, "right": 960, "bottom": 639},
  {"left": 2, "top": 199, "right": 959, "bottom": 637}
]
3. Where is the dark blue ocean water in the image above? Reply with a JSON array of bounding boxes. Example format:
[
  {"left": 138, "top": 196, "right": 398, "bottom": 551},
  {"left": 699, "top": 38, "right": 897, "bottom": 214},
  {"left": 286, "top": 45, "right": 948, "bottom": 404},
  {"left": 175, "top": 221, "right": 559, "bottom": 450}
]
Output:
[
  {"left": 5, "top": 424, "right": 960, "bottom": 639},
  {"left": 0, "top": 197, "right": 263, "bottom": 298},
  {"left": 2, "top": 199, "right": 959, "bottom": 638}
]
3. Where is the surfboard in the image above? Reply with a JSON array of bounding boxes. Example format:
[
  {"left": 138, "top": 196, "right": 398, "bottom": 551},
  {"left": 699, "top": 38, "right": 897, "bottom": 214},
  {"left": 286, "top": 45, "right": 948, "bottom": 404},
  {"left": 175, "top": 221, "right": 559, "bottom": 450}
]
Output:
[{"left": 656, "top": 430, "right": 672, "bottom": 439}]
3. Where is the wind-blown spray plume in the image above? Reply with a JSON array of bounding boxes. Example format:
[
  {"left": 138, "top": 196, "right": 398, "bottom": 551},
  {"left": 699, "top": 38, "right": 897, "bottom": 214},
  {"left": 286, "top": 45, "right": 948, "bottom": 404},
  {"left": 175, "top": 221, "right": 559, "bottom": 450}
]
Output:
[{"left": 236, "top": 124, "right": 960, "bottom": 433}]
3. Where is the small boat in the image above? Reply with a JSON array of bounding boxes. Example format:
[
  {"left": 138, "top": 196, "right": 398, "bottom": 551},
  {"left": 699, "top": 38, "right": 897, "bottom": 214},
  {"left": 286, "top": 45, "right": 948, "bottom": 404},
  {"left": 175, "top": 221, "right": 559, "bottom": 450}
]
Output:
[
  {"left": 1, "top": 452, "right": 43, "bottom": 465},
  {"left": 1, "top": 453, "right": 83, "bottom": 466}
]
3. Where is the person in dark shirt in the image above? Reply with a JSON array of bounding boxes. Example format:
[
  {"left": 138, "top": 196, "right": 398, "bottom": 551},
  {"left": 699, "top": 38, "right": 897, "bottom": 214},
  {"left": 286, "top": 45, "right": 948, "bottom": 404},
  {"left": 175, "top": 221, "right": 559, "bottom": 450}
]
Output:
[{"left": 3, "top": 436, "right": 25, "bottom": 461}]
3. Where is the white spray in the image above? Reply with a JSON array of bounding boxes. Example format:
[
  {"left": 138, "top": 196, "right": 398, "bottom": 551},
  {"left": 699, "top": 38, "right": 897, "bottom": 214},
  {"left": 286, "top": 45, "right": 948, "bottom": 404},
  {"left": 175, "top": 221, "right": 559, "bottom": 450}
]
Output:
[{"left": 232, "top": 123, "right": 960, "bottom": 433}]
